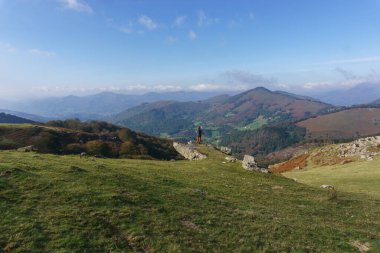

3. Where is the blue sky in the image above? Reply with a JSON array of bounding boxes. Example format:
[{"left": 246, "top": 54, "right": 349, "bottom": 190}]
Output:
[{"left": 0, "top": 0, "right": 380, "bottom": 98}]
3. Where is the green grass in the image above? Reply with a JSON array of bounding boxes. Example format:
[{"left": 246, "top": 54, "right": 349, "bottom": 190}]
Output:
[
  {"left": 284, "top": 157, "right": 380, "bottom": 199},
  {"left": 1, "top": 147, "right": 380, "bottom": 252},
  {"left": 237, "top": 116, "right": 268, "bottom": 131}
]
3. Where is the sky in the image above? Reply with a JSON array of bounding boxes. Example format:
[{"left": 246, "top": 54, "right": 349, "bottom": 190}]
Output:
[{"left": 0, "top": 0, "right": 380, "bottom": 99}]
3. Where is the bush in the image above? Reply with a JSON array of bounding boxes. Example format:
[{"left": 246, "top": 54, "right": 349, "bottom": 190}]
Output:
[
  {"left": 64, "top": 143, "right": 86, "bottom": 154},
  {"left": 119, "top": 141, "right": 135, "bottom": 156},
  {"left": 35, "top": 131, "right": 61, "bottom": 153},
  {"left": 118, "top": 128, "right": 135, "bottom": 142},
  {"left": 85, "top": 140, "right": 111, "bottom": 156}
]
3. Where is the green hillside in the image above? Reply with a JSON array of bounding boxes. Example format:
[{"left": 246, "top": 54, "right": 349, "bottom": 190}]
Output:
[
  {"left": 284, "top": 156, "right": 380, "bottom": 199},
  {"left": 1, "top": 147, "right": 379, "bottom": 252},
  {"left": 0, "top": 121, "right": 180, "bottom": 160}
]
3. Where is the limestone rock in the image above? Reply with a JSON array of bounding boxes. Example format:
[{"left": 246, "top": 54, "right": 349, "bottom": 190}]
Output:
[
  {"left": 17, "top": 145, "right": 37, "bottom": 152},
  {"left": 219, "top": 146, "right": 232, "bottom": 155},
  {"left": 320, "top": 185, "right": 335, "bottom": 189},
  {"left": 242, "top": 155, "right": 268, "bottom": 173},
  {"left": 225, "top": 156, "right": 237, "bottom": 162},
  {"left": 173, "top": 142, "right": 207, "bottom": 161}
]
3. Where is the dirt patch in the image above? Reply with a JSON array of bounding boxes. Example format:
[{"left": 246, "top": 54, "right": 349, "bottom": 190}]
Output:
[{"left": 270, "top": 154, "right": 309, "bottom": 173}]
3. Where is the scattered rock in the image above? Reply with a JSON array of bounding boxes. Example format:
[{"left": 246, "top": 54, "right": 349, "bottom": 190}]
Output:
[
  {"left": 193, "top": 188, "right": 208, "bottom": 195},
  {"left": 242, "top": 155, "right": 257, "bottom": 171},
  {"left": 17, "top": 145, "right": 37, "bottom": 152},
  {"left": 242, "top": 155, "right": 268, "bottom": 173},
  {"left": 272, "top": 185, "right": 283, "bottom": 190},
  {"left": 225, "top": 156, "right": 237, "bottom": 162},
  {"left": 320, "top": 185, "right": 335, "bottom": 189},
  {"left": 219, "top": 146, "right": 232, "bottom": 155},
  {"left": 173, "top": 142, "right": 207, "bottom": 161}
]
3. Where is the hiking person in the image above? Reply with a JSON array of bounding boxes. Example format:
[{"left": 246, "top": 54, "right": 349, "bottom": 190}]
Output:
[{"left": 196, "top": 126, "right": 203, "bottom": 144}]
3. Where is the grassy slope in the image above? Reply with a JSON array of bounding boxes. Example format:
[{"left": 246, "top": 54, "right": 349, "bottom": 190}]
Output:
[
  {"left": 284, "top": 156, "right": 380, "bottom": 199},
  {"left": 1, "top": 147, "right": 380, "bottom": 252}
]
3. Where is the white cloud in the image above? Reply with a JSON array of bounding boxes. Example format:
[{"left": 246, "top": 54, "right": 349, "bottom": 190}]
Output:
[
  {"left": 189, "top": 83, "right": 247, "bottom": 92},
  {"left": 173, "top": 15, "right": 187, "bottom": 27},
  {"left": 0, "top": 42, "right": 17, "bottom": 53},
  {"left": 120, "top": 22, "right": 134, "bottom": 34},
  {"left": 60, "top": 0, "right": 93, "bottom": 13},
  {"left": 303, "top": 69, "right": 380, "bottom": 90},
  {"left": 29, "top": 49, "right": 56, "bottom": 57},
  {"left": 165, "top": 36, "right": 178, "bottom": 44},
  {"left": 197, "top": 10, "right": 218, "bottom": 27},
  {"left": 315, "top": 56, "right": 380, "bottom": 66},
  {"left": 120, "top": 27, "right": 132, "bottom": 34},
  {"left": 188, "top": 30, "right": 197, "bottom": 40},
  {"left": 138, "top": 15, "right": 157, "bottom": 30}
]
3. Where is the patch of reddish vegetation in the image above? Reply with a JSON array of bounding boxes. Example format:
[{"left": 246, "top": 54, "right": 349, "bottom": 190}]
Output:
[{"left": 270, "top": 154, "right": 309, "bottom": 173}]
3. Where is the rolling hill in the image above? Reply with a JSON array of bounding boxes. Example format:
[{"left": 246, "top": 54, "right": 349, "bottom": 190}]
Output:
[
  {"left": 113, "top": 87, "right": 333, "bottom": 139},
  {"left": 0, "top": 113, "right": 35, "bottom": 124},
  {"left": 0, "top": 146, "right": 379, "bottom": 252},
  {"left": 0, "top": 120, "right": 180, "bottom": 160},
  {"left": 297, "top": 107, "right": 380, "bottom": 140},
  {"left": 4, "top": 91, "right": 229, "bottom": 120}
]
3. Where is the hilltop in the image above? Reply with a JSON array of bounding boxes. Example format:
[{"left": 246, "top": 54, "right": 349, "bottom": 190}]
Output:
[{"left": 0, "top": 146, "right": 379, "bottom": 252}]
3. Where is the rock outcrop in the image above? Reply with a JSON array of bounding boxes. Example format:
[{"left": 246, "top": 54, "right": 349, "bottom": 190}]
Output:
[
  {"left": 242, "top": 155, "right": 268, "bottom": 173},
  {"left": 17, "top": 145, "right": 37, "bottom": 152},
  {"left": 219, "top": 146, "right": 232, "bottom": 155},
  {"left": 336, "top": 136, "right": 380, "bottom": 160},
  {"left": 173, "top": 142, "right": 207, "bottom": 161},
  {"left": 225, "top": 156, "right": 237, "bottom": 162}
]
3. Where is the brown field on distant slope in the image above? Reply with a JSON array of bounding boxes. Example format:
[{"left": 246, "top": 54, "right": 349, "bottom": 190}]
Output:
[{"left": 297, "top": 108, "right": 380, "bottom": 140}]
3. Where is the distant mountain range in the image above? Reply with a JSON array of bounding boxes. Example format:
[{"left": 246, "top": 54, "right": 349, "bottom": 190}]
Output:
[
  {"left": 313, "top": 83, "right": 380, "bottom": 106},
  {"left": 3, "top": 91, "right": 230, "bottom": 120}
]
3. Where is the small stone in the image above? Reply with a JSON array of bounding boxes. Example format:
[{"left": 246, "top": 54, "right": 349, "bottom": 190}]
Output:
[{"left": 320, "top": 185, "right": 334, "bottom": 189}]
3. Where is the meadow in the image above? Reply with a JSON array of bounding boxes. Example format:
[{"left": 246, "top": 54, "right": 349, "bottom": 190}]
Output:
[
  {"left": 1, "top": 147, "right": 380, "bottom": 252},
  {"left": 284, "top": 156, "right": 380, "bottom": 199}
]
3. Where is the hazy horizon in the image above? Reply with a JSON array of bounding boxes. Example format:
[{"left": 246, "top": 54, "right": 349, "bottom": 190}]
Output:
[{"left": 1, "top": 0, "right": 380, "bottom": 99}]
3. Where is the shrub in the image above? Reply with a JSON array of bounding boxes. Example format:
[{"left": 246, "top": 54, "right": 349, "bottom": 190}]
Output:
[
  {"left": 85, "top": 140, "right": 111, "bottom": 156},
  {"left": 35, "top": 131, "right": 61, "bottom": 153},
  {"left": 64, "top": 143, "right": 86, "bottom": 154}
]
